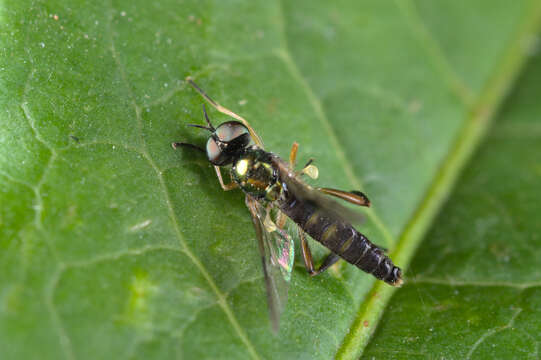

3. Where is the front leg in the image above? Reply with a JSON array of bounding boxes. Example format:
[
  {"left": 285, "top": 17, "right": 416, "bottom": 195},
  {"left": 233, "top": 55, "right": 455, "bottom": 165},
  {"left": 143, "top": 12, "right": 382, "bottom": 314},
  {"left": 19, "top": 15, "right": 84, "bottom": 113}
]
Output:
[
  {"left": 214, "top": 166, "right": 238, "bottom": 191},
  {"left": 173, "top": 141, "right": 237, "bottom": 191}
]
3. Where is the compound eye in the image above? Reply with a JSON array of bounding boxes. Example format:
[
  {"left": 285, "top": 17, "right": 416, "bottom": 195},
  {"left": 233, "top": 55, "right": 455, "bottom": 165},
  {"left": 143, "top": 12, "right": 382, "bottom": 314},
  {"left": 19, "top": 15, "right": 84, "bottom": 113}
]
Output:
[
  {"left": 215, "top": 121, "right": 250, "bottom": 142},
  {"left": 206, "top": 137, "right": 223, "bottom": 165}
]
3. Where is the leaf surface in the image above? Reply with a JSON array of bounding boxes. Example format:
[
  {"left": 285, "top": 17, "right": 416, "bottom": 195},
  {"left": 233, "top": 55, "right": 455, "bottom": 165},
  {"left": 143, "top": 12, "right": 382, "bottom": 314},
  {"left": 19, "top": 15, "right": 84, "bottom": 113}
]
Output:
[
  {"left": 363, "top": 45, "right": 541, "bottom": 360},
  {"left": 0, "top": 1, "right": 540, "bottom": 359}
]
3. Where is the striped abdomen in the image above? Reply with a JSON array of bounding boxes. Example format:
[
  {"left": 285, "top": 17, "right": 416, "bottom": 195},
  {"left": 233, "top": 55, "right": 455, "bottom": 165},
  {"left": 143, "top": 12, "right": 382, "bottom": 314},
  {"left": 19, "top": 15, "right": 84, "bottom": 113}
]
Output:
[{"left": 279, "top": 192, "right": 402, "bottom": 286}]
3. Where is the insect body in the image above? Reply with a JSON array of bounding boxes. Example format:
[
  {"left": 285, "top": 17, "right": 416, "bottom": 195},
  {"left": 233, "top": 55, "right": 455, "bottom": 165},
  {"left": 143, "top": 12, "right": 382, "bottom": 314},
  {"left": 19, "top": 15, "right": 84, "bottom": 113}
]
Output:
[
  {"left": 174, "top": 79, "right": 402, "bottom": 331},
  {"left": 279, "top": 184, "right": 401, "bottom": 283},
  {"left": 232, "top": 148, "right": 282, "bottom": 201}
]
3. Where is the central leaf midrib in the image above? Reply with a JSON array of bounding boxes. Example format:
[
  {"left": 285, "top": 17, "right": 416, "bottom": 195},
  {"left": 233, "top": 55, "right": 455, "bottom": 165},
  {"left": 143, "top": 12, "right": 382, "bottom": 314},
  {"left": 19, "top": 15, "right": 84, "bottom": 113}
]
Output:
[
  {"left": 271, "top": 0, "right": 541, "bottom": 359},
  {"left": 334, "top": 0, "right": 541, "bottom": 358}
]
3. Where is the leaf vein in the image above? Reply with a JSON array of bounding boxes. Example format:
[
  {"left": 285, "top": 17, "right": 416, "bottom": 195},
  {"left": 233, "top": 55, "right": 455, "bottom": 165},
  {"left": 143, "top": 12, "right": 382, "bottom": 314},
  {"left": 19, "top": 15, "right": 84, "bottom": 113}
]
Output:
[
  {"left": 408, "top": 276, "right": 541, "bottom": 290},
  {"left": 105, "top": 3, "right": 261, "bottom": 358},
  {"left": 335, "top": 0, "right": 541, "bottom": 358},
  {"left": 148, "top": 155, "right": 262, "bottom": 360},
  {"left": 465, "top": 307, "right": 522, "bottom": 359},
  {"left": 60, "top": 245, "right": 184, "bottom": 269},
  {"left": 394, "top": 0, "right": 474, "bottom": 105},
  {"left": 45, "top": 265, "right": 75, "bottom": 360},
  {"left": 20, "top": 71, "right": 73, "bottom": 358},
  {"left": 274, "top": 0, "right": 395, "bottom": 248}
]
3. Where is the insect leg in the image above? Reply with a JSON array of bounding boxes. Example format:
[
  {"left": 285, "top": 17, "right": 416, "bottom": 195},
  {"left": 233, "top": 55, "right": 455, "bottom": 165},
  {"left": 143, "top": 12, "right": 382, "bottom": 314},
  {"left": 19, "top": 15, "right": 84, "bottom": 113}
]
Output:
[
  {"left": 315, "top": 252, "right": 341, "bottom": 275},
  {"left": 173, "top": 141, "right": 237, "bottom": 191},
  {"left": 275, "top": 211, "right": 288, "bottom": 230},
  {"left": 214, "top": 166, "right": 238, "bottom": 191},
  {"left": 289, "top": 142, "right": 318, "bottom": 179},
  {"left": 289, "top": 142, "right": 299, "bottom": 167},
  {"left": 318, "top": 188, "right": 371, "bottom": 207},
  {"left": 298, "top": 227, "right": 341, "bottom": 276},
  {"left": 298, "top": 228, "right": 315, "bottom": 274},
  {"left": 186, "top": 78, "right": 265, "bottom": 148}
]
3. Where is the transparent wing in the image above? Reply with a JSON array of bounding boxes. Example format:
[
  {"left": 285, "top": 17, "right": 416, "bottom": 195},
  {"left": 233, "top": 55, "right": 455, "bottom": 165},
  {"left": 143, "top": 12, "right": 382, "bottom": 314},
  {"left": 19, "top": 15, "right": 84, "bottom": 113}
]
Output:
[
  {"left": 272, "top": 156, "right": 366, "bottom": 225},
  {"left": 245, "top": 195, "right": 294, "bottom": 333}
]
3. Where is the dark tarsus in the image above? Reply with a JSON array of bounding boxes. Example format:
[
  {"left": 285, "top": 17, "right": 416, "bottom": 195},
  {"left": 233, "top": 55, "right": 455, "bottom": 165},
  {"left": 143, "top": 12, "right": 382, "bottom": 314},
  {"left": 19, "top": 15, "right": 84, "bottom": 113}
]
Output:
[{"left": 279, "top": 189, "right": 402, "bottom": 285}]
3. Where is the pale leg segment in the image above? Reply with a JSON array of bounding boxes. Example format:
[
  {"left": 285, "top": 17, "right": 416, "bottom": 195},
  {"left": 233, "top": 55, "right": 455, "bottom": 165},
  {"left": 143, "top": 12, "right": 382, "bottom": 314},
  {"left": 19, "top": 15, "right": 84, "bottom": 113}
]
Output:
[
  {"left": 214, "top": 166, "right": 238, "bottom": 191},
  {"left": 186, "top": 78, "right": 265, "bottom": 148}
]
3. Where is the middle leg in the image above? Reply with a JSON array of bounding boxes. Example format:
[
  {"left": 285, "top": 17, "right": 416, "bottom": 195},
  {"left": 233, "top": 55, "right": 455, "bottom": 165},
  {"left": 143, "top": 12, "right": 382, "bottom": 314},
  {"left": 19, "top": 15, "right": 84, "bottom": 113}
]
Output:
[{"left": 290, "top": 142, "right": 318, "bottom": 179}]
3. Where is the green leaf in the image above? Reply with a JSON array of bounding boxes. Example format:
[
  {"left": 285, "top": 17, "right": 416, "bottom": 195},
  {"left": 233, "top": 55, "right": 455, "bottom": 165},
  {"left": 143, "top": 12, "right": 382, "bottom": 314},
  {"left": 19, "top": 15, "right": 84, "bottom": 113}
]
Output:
[
  {"left": 363, "top": 43, "right": 541, "bottom": 359},
  {"left": 1, "top": 1, "right": 540, "bottom": 359}
]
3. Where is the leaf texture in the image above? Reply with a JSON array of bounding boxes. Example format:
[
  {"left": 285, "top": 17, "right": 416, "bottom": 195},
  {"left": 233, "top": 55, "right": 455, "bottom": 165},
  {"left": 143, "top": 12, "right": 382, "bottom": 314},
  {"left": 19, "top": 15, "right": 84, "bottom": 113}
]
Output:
[{"left": 1, "top": 1, "right": 540, "bottom": 359}]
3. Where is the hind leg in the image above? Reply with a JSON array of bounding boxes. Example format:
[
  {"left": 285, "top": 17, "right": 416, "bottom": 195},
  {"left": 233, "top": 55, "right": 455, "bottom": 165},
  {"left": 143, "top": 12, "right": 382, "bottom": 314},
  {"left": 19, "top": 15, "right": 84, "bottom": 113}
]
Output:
[{"left": 298, "top": 226, "right": 341, "bottom": 276}]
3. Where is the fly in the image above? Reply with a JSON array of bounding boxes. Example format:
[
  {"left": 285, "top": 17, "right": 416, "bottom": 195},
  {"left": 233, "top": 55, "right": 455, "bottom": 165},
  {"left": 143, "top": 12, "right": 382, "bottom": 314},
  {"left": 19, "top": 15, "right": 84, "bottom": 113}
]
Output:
[{"left": 173, "top": 78, "right": 403, "bottom": 332}]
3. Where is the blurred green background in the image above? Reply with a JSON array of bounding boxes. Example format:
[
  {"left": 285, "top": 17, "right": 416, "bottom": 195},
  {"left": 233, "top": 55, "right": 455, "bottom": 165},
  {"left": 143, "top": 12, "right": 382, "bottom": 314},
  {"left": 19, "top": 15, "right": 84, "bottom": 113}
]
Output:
[{"left": 1, "top": 1, "right": 540, "bottom": 359}]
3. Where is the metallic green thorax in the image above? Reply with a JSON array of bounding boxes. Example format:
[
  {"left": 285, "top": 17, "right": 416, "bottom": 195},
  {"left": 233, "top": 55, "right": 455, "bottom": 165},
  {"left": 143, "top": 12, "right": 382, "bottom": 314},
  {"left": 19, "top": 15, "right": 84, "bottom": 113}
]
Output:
[{"left": 231, "top": 147, "right": 282, "bottom": 201}]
